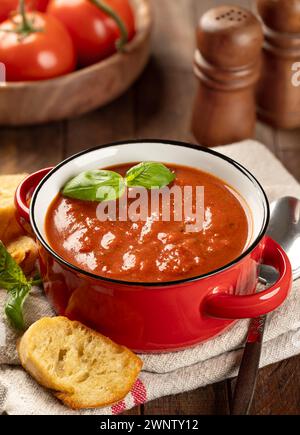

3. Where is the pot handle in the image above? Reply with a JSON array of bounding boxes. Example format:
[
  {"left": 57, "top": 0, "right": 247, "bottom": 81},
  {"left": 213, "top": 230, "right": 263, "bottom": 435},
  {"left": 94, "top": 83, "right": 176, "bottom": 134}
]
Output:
[
  {"left": 203, "top": 236, "right": 292, "bottom": 319},
  {"left": 15, "top": 167, "right": 53, "bottom": 232}
]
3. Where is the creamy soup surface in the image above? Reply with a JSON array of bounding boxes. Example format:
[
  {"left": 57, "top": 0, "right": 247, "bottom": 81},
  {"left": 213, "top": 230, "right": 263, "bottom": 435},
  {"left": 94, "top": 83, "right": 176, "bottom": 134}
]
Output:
[{"left": 45, "top": 163, "right": 249, "bottom": 282}]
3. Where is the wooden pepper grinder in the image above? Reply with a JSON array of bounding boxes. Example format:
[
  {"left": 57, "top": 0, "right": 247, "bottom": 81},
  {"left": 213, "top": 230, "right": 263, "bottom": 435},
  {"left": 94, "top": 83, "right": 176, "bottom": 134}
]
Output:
[
  {"left": 191, "top": 6, "right": 263, "bottom": 147},
  {"left": 256, "top": 0, "right": 300, "bottom": 129}
]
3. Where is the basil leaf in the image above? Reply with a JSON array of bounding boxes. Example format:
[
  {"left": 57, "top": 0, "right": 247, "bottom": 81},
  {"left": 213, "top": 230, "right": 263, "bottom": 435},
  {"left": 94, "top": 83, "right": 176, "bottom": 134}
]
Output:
[
  {"left": 30, "top": 272, "right": 43, "bottom": 287},
  {"left": 0, "top": 242, "right": 27, "bottom": 291},
  {"left": 126, "top": 162, "right": 175, "bottom": 189},
  {"left": 0, "top": 242, "right": 32, "bottom": 330},
  {"left": 5, "top": 284, "right": 31, "bottom": 330},
  {"left": 62, "top": 170, "right": 125, "bottom": 202}
]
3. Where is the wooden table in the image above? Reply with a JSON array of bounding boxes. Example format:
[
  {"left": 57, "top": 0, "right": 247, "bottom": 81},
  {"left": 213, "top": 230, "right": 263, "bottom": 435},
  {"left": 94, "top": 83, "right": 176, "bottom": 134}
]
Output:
[{"left": 1, "top": 0, "right": 300, "bottom": 415}]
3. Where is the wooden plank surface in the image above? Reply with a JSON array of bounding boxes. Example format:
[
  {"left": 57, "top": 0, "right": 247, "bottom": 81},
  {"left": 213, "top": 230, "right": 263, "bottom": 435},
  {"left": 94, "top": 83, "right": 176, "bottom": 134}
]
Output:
[{"left": 0, "top": 0, "right": 300, "bottom": 415}]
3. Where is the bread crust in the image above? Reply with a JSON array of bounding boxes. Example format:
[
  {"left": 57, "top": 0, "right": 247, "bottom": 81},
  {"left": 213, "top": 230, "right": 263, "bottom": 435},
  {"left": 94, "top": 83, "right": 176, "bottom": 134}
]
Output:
[
  {"left": 0, "top": 173, "right": 28, "bottom": 245},
  {"left": 17, "top": 316, "right": 143, "bottom": 410}
]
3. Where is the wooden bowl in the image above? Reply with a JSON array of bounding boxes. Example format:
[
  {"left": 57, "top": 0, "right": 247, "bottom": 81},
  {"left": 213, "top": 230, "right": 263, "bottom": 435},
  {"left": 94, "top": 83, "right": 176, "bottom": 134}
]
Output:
[{"left": 0, "top": 0, "right": 152, "bottom": 126}]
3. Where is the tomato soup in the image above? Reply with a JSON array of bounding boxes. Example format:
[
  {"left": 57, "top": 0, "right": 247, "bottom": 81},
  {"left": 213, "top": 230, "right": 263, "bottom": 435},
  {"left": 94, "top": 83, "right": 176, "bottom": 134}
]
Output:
[{"left": 45, "top": 164, "right": 249, "bottom": 282}]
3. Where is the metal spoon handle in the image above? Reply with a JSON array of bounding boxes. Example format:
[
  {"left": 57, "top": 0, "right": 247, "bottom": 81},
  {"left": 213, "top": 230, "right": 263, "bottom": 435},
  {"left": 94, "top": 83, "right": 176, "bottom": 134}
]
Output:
[{"left": 231, "top": 315, "right": 266, "bottom": 415}]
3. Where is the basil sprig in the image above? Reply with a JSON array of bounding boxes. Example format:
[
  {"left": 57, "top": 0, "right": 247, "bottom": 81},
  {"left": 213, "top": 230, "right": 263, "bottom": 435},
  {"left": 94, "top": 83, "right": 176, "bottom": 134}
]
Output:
[
  {"left": 0, "top": 242, "right": 40, "bottom": 330},
  {"left": 62, "top": 170, "right": 125, "bottom": 202},
  {"left": 5, "top": 285, "right": 32, "bottom": 331},
  {"left": 126, "top": 162, "right": 175, "bottom": 189},
  {"left": 62, "top": 162, "right": 175, "bottom": 202}
]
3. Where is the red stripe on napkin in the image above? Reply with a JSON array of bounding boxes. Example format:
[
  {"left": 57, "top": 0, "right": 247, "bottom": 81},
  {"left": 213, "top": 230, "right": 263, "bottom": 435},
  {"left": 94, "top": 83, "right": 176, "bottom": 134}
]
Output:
[
  {"left": 111, "top": 400, "right": 126, "bottom": 414},
  {"left": 131, "top": 379, "right": 147, "bottom": 406}
]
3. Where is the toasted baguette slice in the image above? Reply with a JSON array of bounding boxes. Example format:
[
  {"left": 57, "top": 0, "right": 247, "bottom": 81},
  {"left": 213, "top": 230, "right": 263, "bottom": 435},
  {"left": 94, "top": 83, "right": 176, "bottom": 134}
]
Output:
[
  {"left": 7, "top": 235, "right": 38, "bottom": 274},
  {"left": 0, "top": 173, "right": 27, "bottom": 245},
  {"left": 18, "top": 317, "right": 143, "bottom": 409}
]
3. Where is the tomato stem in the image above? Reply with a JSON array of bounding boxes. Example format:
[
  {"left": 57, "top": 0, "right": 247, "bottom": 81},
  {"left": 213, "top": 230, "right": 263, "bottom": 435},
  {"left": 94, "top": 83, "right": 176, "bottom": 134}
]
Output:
[
  {"left": 0, "top": 0, "right": 43, "bottom": 38},
  {"left": 89, "top": 0, "right": 128, "bottom": 51},
  {"left": 19, "top": 0, "right": 32, "bottom": 32}
]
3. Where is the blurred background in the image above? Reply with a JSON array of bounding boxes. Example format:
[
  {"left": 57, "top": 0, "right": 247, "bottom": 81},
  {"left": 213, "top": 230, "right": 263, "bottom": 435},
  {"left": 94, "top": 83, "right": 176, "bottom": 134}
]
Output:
[
  {"left": 1, "top": 0, "right": 299, "bottom": 181},
  {"left": 1, "top": 0, "right": 298, "bottom": 185}
]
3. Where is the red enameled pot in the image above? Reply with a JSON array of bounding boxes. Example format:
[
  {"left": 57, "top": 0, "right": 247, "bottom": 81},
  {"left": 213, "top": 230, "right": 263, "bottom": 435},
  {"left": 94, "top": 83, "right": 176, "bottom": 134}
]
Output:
[{"left": 15, "top": 140, "right": 292, "bottom": 352}]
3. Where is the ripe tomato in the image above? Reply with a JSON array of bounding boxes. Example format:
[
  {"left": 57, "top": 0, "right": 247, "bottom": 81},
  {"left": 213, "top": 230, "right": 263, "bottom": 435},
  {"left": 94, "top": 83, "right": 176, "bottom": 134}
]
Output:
[
  {"left": 0, "top": 12, "right": 76, "bottom": 81},
  {"left": 47, "top": 0, "right": 136, "bottom": 66},
  {"left": 0, "top": 1, "right": 49, "bottom": 22},
  {"left": 31, "top": 0, "right": 49, "bottom": 10},
  {"left": 30, "top": 0, "right": 49, "bottom": 11}
]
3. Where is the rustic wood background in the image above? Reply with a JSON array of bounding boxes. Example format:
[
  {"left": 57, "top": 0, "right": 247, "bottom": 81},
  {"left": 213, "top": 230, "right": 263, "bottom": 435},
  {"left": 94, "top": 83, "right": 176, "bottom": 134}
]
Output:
[{"left": 1, "top": 0, "right": 300, "bottom": 415}]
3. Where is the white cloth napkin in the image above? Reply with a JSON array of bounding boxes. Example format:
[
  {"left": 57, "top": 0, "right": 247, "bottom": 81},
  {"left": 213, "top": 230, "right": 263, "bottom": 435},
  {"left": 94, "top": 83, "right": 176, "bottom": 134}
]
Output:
[{"left": 1, "top": 140, "right": 300, "bottom": 415}]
